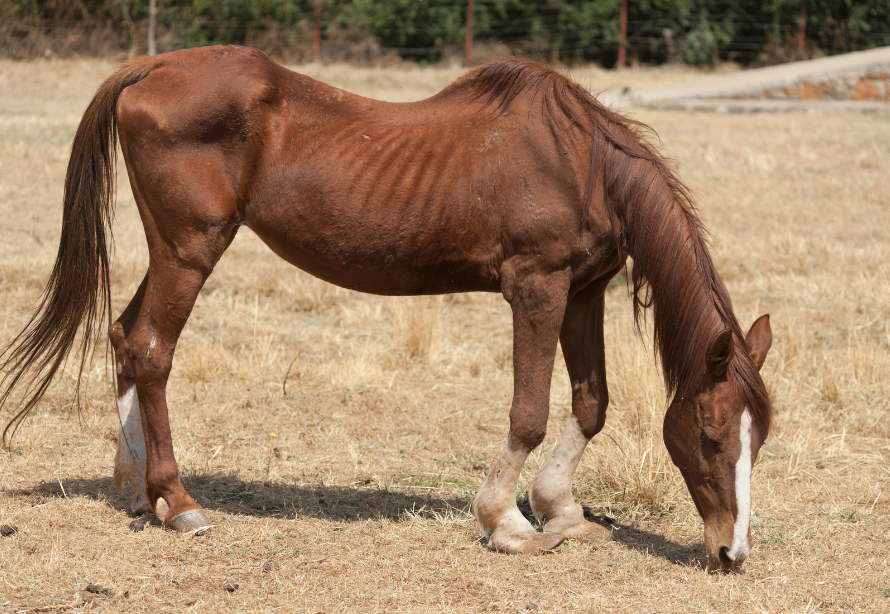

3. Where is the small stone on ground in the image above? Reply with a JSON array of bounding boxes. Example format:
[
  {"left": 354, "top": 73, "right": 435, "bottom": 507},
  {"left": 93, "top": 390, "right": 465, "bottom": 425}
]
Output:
[
  {"left": 85, "top": 584, "right": 114, "bottom": 597},
  {"left": 129, "top": 519, "right": 145, "bottom": 532}
]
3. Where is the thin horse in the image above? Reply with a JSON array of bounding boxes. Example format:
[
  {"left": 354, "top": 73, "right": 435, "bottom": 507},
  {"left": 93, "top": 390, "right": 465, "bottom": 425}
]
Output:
[{"left": 0, "top": 47, "right": 772, "bottom": 572}]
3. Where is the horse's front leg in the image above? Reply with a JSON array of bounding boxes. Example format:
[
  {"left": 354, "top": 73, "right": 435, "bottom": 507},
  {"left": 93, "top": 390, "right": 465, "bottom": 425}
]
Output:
[
  {"left": 473, "top": 269, "right": 570, "bottom": 554},
  {"left": 529, "top": 290, "right": 612, "bottom": 542}
]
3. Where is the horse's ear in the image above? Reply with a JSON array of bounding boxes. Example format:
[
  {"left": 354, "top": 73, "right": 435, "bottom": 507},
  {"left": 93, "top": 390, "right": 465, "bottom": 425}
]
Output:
[
  {"left": 746, "top": 314, "right": 772, "bottom": 371},
  {"left": 706, "top": 329, "right": 734, "bottom": 378}
]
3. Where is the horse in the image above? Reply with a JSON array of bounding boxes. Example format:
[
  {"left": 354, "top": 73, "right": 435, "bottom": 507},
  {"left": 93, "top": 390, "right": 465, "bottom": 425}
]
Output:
[{"left": 0, "top": 46, "right": 772, "bottom": 572}]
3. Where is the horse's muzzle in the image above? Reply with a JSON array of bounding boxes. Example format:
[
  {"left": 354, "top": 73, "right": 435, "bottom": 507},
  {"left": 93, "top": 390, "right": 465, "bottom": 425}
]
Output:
[{"left": 710, "top": 544, "right": 748, "bottom": 573}]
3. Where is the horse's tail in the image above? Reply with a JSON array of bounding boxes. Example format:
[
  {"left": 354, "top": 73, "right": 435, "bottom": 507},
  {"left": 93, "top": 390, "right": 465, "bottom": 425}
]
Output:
[{"left": 0, "top": 57, "right": 156, "bottom": 446}]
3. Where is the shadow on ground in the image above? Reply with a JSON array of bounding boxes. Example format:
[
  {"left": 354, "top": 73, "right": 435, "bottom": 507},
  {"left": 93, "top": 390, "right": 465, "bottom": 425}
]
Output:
[
  {"left": 609, "top": 522, "right": 707, "bottom": 569},
  {"left": 9, "top": 472, "right": 471, "bottom": 524},
  {"left": 10, "top": 472, "right": 706, "bottom": 568}
]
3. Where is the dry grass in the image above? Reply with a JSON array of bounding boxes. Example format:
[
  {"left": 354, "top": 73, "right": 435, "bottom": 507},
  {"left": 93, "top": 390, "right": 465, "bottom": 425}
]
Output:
[{"left": 0, "top": 58, "right": 889, "bottom": 613}]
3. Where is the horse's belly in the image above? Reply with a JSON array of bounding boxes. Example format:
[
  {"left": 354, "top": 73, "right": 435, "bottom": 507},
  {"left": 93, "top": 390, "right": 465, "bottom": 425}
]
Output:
[
  {"left": 241, "top": 124, "right": 577, "bottom": 296},
  {"left": 244, "top": 208, "right": 503, "bottom": 296}
]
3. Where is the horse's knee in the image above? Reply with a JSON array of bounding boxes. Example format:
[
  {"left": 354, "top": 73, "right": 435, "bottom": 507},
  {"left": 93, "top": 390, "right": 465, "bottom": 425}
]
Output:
[
  {"left": 574, "top": 387, "right": 608, "bottom": 439},
  {"left": 509, "top": 405, "right": 548, "bottom": 450}
]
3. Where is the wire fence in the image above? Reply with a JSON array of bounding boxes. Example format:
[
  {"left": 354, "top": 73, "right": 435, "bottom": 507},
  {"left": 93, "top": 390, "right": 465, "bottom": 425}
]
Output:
[{"left": 2, "top": 1, "right": 889, "bottom": 66}]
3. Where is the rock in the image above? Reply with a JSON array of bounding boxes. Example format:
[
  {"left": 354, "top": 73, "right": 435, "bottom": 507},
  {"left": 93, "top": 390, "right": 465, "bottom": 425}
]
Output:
[
  {"left": 0, "top": 524, "right": 18, "bottom": 537},
  {"left": 85, "top": 584, "right": 114, "bottom": 597},
  {"left": 525, "top": 603, "right": 539, "bottom": 610},
  {"left": 224, "top": 583, "right": 239, "bottom": 592},
  {"left": 129, "top": 519, "right": 145, "bottom": 532},
  {"left": 262, "top": 561, "right": 278, "bottom": 572}
]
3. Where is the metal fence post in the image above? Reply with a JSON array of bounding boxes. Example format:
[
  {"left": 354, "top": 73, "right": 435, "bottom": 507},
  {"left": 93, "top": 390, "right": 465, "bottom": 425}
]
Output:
[
  {"left": 798, "top": 0, "right": 807, "bottom": 54},
  {"left": 313, "top": 1, "right": 321, "bottom": 62},
  {"left": 465, "top": 0, "right": 475, "bottom": 67},
  {"left": 148, "top": 0, "right": 157, "bottom": 56},
  {"left": 618, "top": 0, "right": 627, "bottom": 70}
]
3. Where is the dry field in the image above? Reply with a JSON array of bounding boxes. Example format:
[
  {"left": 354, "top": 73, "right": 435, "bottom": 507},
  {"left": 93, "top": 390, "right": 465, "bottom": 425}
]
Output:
[{"left": 0, "top": 58, "right": 888, "bottom": 613}]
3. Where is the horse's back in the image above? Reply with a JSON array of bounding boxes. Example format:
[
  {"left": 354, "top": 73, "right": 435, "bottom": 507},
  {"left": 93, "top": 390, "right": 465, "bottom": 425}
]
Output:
[{"left": 113, "top": 47, "right": 600, "bottom": 295}]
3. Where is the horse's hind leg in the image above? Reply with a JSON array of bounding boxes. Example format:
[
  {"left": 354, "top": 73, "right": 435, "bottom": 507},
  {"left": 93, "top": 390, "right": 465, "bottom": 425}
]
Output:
[
  {"left": 529, "top": 286, "right": 612, "bottom": 542},
  {"left": 110, "top": 275, "right": 151, "bottom": 516},
  {"left": 109, "top": 163, "right": 239, "bottom": 531},
  {"left": 117, "top": 250, "right": 231, "bottom": 532},
  {"left": 473, "top": 270, "right": 570, "bottom": 554}
]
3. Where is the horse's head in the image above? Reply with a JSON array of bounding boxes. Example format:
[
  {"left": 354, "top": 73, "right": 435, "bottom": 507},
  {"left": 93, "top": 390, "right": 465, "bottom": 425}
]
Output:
[{"left": 663, "top": 315, "right": 772, "bottom": 573}]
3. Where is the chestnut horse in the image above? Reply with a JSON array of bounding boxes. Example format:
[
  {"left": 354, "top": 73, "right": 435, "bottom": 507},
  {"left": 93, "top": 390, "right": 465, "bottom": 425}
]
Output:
[{"left": 0, "top": 46, "right": 772, "bottom": 571}]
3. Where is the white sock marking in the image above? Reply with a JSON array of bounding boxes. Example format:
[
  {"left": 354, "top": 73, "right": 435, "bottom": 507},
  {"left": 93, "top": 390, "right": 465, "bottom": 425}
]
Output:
[
  {"left": 727, "top": 408, "right": 752, "bottom": 561},
  {"left": 530, "top": 415, "right": 589, "bottom": 524},
  {"left": 114, "top": 386, "right": 149, "bottom": 512},
  {"left": 473, "top": 434, "right": 535, "bottom": 540}
]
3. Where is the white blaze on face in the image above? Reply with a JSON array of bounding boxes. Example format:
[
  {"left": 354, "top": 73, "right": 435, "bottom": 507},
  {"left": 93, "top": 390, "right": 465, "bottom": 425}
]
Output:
[{"left": 727, "top": 408, "right": 753, "bottom": 561}]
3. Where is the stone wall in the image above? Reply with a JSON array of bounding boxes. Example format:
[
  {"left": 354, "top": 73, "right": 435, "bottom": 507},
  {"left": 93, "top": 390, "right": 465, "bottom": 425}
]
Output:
[{"left": 756, "top": 68, "right": 890, "bottom": 101}]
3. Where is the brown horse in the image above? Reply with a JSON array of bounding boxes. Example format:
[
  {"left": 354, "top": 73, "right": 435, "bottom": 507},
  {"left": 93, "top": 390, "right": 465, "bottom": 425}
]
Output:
[{"left": 1, "top": 46, "right": 772, "bottom": 572}]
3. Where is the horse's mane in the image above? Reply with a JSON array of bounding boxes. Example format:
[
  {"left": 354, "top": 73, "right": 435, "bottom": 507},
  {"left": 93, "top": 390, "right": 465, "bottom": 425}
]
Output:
[{"left": 455, "top": 59, "right": 772, "bottom": 435}]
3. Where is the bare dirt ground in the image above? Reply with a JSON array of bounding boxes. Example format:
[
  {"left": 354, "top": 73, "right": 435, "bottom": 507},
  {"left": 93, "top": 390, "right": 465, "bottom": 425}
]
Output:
[{"left": 0, "top": 58, "right": 888, "bottom": 613}]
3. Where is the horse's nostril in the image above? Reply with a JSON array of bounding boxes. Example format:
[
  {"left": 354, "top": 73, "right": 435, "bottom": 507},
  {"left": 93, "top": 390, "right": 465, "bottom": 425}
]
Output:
[{"left": 719, "top": 547, "right": 732, "bottom": 565}]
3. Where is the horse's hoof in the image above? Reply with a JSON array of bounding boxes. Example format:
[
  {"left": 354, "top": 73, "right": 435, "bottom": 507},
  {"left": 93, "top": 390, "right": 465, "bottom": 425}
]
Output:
[
  {"left": 488, "top": 530, "right": 566, "bottom": 554},
  {"left": 546, "top": 519, "right": 612, "bottom": 543},
  {"left": 165, "top": 509, "right": 213, "bottom": 535}
]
